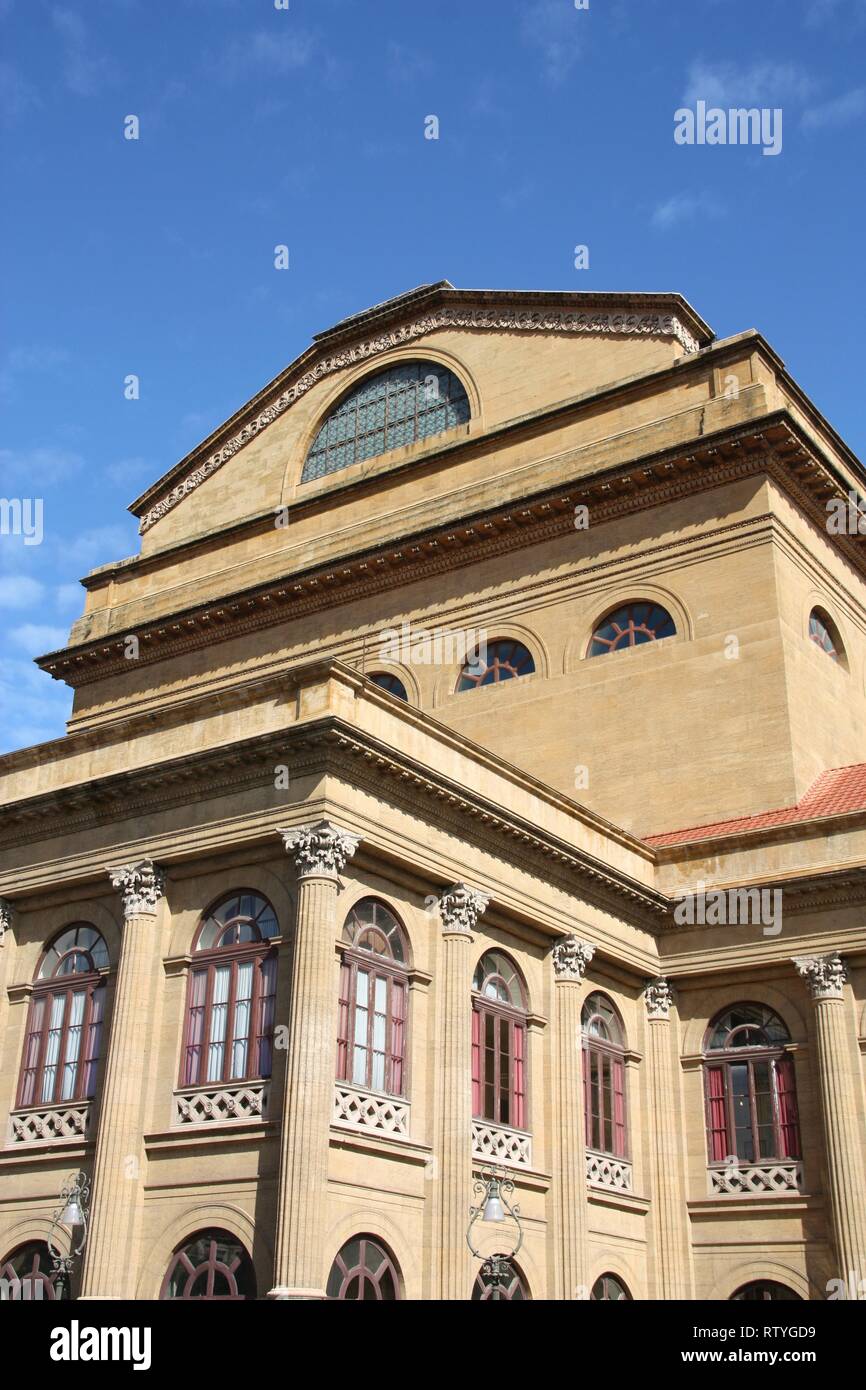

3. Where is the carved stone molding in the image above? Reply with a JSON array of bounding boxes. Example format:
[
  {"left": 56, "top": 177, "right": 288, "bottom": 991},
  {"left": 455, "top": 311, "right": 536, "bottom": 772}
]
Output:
[
  {"left": 279, "top": 821, "right": 360, "bottom": 880},
  {"left": 107, "top": 860, "right": 166, "bottom": 919},
  {"left": 139, "top": 305, "right": 700, "bottom": 533},
  {"left": 551, "top": 936, "right": 595, "bottom": 982},
  {"left": 793, "top": 952, "right": 848, "bottom": 1001},
  {"left": 438, "top": 882, "right": 489, "bottom": 936},
  {"left": 644, "top": 976, "right": 674, "bottom": 1020},
  {"left": 0, "top": 898, "right": 12, "bottom": 943}
]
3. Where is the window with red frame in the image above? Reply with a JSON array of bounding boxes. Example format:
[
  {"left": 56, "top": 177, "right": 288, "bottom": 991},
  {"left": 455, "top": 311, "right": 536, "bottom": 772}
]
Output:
[
  {"left": 160, "top": 1229, "right": 256, "bottom": 1300},
  {"left": 0, "top": 1241, "right": 69, "bottom": 1301},
  {"left": 472, "top": 950, "right": 528, "bottom": 1129},
  {"left": 587, "top": 601, "right": 676, "bottom": 656},
  {"left": 582, "top": 992, "right": 628, "bottom": 1158},
  {"left": 181, "top": 893, "right": 279, "bottom": 1088},
  {"left": 472, "top": 1259, "right": 529, "bottom": 1300},
  {"left": 456, "top": 638, "right": 535, "bottom": 691},
  {"left": 703, "top": 1004, "right": 800, "bottom": 1165},
  {"left": 17, "top": 924, "right": 108, "bottom": 1111},
  {"left": 326, "top": 1236, "right": 401, "bottom": 1300},
  {"left": 337, "top": 899, "right": 409, "bottom": 1096}
]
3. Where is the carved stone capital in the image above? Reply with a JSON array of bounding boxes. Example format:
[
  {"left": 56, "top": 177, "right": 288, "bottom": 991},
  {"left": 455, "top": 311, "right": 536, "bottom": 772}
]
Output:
[
  {"left": 438, "top": 883, "right": 489, "bottom": 936},
  {"left": 793, "top": 953, "right": 848, "bottom": 1001},
  {"left": 0, "top": 898, "right": 13, "bottom": 942},
  {"left": 107, "top": 860, "right": 166, "bottom": 919},
  {"left": 644, "top": 976, "right": 674, "bottom": 1020},
  {"left": 551, "top": 936, "right": 595, "bottom": 982},
  {"left": 280, "top": 821, "right": 360, "bottom": 880}
]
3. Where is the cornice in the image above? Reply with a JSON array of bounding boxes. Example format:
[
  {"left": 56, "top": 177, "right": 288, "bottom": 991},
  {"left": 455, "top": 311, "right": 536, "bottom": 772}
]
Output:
[
  {"left": 38, "top": 412, "right": 861, "bottom": 690},
  {"left": 135, "top": 297, "right": 706, "bottom": 534}
]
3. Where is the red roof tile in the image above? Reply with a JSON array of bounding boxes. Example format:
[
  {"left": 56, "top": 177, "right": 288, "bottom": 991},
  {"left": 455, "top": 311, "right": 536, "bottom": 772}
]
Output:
[{"left": 644, "top": 762, "right": 866, "bottom": 847}]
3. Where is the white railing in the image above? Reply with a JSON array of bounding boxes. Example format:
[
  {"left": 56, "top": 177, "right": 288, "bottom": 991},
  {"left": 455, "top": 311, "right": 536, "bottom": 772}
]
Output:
[
  {"left": 173, "top": 1081, "right": 269, "bottom": 1126},
  {"left": 708, "top": 1160, "right": 803, "bottom": 1196},
  {"left": 471, "top": 1121, "right": 532, "bottom": 1168},
  {"left": 332, "top": 1084, "right": 410, "bottom": 1137},
  {"left": 586, "top": 1149, "right": 633, "bottom": 1191},
  {"left": 9, "top": 1102, "right": 91, "bottom": 1144}
]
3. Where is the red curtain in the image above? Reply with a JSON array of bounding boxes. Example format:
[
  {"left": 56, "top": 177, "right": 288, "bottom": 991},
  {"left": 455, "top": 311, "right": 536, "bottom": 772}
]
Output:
[
  {"left": 705, "top": 1064, "right": 729, "bottom": 1162},
  {"left": 336, "top": 961, "right": 351, "bottom": 1082},
  {"left": 512, "top": 1022, "right": 526, "bottom": 1130},
  {"left": 774, "top": 1055, "right": 801, "bottom": 1158},
  {"left": 389, "top": 979, "right": 405, "bottom": 1096},
  {"left": 613, "top": 1057, "right": 626, "bottom": 1156},
  {"left": 471, "top": 1008, "right": 481, "bottom": 1116}
]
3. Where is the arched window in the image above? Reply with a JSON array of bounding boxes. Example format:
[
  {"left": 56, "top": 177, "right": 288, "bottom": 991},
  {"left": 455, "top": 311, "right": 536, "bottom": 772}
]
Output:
[
  {"left": 591, "top": 1273, "right": 632, "bottom": 1301},
  {"left": 0, "top": 1241, "right": 68, "bottom": 1301},
  {"left": 302, "top": 360, "right": 470, "bottom": 483},
  {"left": 472, "top": 1259, "right": 529, "bottom": 1300},
  {"left": 809, "top": 607, "right": 845, "bottom": 664},
  {"left": 338, "top": 899, "right": 409, "bottom": 1096},
  {"left": 582, "top": 993, "right": 628, "bottom": 1158},
  {"left": 731, "top": 1281, "right": 802, "bottom": 1301},
  {"left": 472, "top": 951, "right": 528, "bottom": 1129},
  {"left": 17, "top": 924, "right": 108, "bottom": 1109},
  {"left": 588, "top": 601, "right": 676, "bottom": 656},
  {"left": 160, "top": 1229, "right": 256, "bottom": 1300},
  {"left": 181, "top": 893, "right": 279, "bottom": 1088},
  {"left": 456, "top": 639, "right": 535, "bottom": 691},
  {"left": 326, "top": 1236, "right": 401, "bottom": 1300},
  {"left": 369, "top": 671, "right": 408, "bottom": 701},
  {"left": 703, "top": 1004, "right": 800, "bottom": 1165}
]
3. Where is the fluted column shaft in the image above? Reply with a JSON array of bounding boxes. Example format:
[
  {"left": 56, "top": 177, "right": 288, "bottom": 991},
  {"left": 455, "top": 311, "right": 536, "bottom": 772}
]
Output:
[
  {"left": 432, "top": 884, "right": 488, "bottom": 1301},
  {"left": 270, "top": 822, "right": 359, "bottom": 1299},
  {"left": 80, "top": 861, "right": 166, "bottom": 1298},
  {"left": 794, "top": 955, "right": 866, "bottom": 1285},
  {"left": 550, "top": 937, "right": 594, "bottom": 1299},
  {"left": 0, "top": 901, "right": 12, "bottom": 1079},
  {"left": 644, "top": 978, "right": 691, "bottom": 1300}
]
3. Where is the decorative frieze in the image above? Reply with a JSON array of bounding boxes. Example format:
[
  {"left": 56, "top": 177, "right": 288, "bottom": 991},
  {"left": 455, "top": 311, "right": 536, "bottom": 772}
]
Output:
[
  {"left": 0, "top": 898, "right": 12, "bottom": 942},
  {"left": 586, "top": 1149, "right": 633, "bottom": 1192},
  {"left": 551, "top": 936, "right": 595, "bottom": 982},
  {"left": 709, "top": 1160, "right": 803, "bottom": 1196},
  {"left": 10, "top": 1103, "right": 91, "bottom": 1144},
  {"left": 280, "top": 821, "right": 360, "bottom": 880},
  {"left": 438, "top": 882, "right": 489, "bottom": 936},
  {"left": 644, "top": 976, "right": 674, "bottom": 1020},
  {"left": 792, "top": 953, "right": 848, "bottom": 1000},
  {"left": 139, "top": 303, "right": 700, "bottom": 533},
  {"left": 471, "top": 1120, "right": 532, "bottom": 1169},
  {"left": 107, "top": 860, "right": 166, "bottom": 919},
  {"left": 332, "top": 1084, "right": 410, "bottom": 1138},
  {"left": 173, "top": 1082, "right": 269, "bottom": 1126}
]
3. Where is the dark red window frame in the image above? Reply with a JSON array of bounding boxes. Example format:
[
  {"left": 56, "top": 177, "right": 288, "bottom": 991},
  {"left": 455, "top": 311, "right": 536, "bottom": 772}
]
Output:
[
  {"left": 456, "top": 639, "right": 535, "bottom": 691},
  {"left": 0, "top": 1242, "right": 67, "bottom": 1300},
  {"left": 588, "top": 601, "right": 676, "bottom": 657},
  {"left": 336, "top": 899, "right": 409, "bottom": 1097},
  {"left": 326, "top": 1236, "right": 401, "bottom": 1300},
  {"left": 471, "top": 953, "right": 528, "bottom": 1130},
  {"left": 582, "top": 1037, "right": 627, "bottom": 1158},
  {"left": 160, "top": 1230, "right": 256, "bottom": 1300},
  {"left": 17, "top": 932, "right": 107, "bottom": 1110},
  {"left": 703, "top": 1007, "right": 800, "bottom": 1165}
]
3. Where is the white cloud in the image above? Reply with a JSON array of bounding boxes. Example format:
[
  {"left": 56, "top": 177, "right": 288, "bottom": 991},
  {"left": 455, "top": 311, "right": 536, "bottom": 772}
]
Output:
[
  {"left": 682, "top": 60, "right": 816, "bottom": 109},
  {"left": 0, "top": 575, "right": 44, "bottom": 609},
  {"left": 651, "top": 192, "right": 725, "bottom": 230},
  {"left": 804, "top": 0, "right": 866, "bottom": 29},
  {"left": 0, "top": 446, "right": 83, "bottom": 486},
  {"left": 56, "top": 582, "right": 84, "bottom": 610},
  {"left": 61, "top": 523, "right": 138, "bottom": 567},
  {"left": 520, "top": 0, "right": 585, "bottom": 85},
  {"left": 51, "top": 6, "right": 114, "bottom": 97},
  {"left": 8, "top": 623, "right": 69, "bottom": 655},
  {"left": 802, "top": 86, "right": 866, "bottom": 129},
  {"left": 0, "top": 657, "right": 71, "bottom": 754},
  {"left": 213, "top": 28, "right": 318, "bottom": 83}
]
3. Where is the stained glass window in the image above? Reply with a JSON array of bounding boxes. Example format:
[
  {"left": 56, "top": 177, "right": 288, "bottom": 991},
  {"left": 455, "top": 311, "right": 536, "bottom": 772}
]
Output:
[{"left": 302, "top": 361, "right": 470, "bottom": 483}]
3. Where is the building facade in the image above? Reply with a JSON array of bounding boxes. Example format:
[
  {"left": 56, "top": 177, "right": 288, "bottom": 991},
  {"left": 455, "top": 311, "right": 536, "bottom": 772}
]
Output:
[{"left": 1, "top": 282, "right": 865, "bottom": 1301}]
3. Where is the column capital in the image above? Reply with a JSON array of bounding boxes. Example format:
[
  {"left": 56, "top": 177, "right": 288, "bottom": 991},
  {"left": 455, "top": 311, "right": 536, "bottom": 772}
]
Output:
[
  {"left": 438, "top": 883, "right": 489, "bottom": 936},
  {"left": 551, "top": 936, "right": 595, "bottom": 982},
  {"left": 644, "top": 976, "right": 674, "bottom": 1020},
  {"left": 107, "top": 860, "right": 166, "bottom": 919},
  {"left": 280, "top": 821, "right": 360, "bottom": 880},
  {"left": 0, "top": 898, "right": 13, "bottom": 942},
  {"left": 793, "top": 953, "right": 848, "bottom": 1001}
]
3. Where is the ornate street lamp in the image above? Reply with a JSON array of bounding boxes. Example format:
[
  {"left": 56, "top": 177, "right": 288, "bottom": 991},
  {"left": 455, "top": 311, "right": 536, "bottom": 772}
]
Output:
[
  {"left": 47, "top": 1170, "right": 90, "bottom": 1298},
  {"left": 466, "top": 1166, "right": 523, "bottom": 1297}
]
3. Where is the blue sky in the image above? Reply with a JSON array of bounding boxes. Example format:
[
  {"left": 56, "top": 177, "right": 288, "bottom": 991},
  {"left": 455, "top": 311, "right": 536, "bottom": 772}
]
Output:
[{"left": 1, "top": 0, "right": 865, "bottom": 752}]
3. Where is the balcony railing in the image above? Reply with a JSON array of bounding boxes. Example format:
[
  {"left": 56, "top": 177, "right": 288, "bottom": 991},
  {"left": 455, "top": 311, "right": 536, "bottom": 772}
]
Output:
[
  {"left": 708, "top": 1160, "right": 803, "bottom": 1196},
  {"left": 9, "top": 1101, "right": 91, "bottom": 1145},
  {"left": 586, "top": 1148, "right": 633, "bottom": 1192},
  {"left": 471, "top": 1120, "right": 532, "bottom": 1168},
  {"left": 332, "top": 1084, "right": 410, "bottom": 1138},
  {"left": 173, "top": 1081, "right": 270, "bottom": 1127}
]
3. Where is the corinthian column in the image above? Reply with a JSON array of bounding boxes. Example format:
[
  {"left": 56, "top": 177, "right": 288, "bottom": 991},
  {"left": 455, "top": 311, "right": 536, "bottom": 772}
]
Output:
[
  {"left": 80, "top": 860, "right": 166, "bottom": 1298},
  {"left": 793, "top": 954, "right": 866, "bottom": 1286},
  {"left": 550, "top": 937, "right": 595, "bottom": 1299},
  {"left": 431, "top": 883, "right": 489, "bottom": 1301},
  {"left": 644, "top": 977, "right": 691, "bottom": 1300},
  {"left": 270, "top": 821, "right": 360, "bottom": 1299}
]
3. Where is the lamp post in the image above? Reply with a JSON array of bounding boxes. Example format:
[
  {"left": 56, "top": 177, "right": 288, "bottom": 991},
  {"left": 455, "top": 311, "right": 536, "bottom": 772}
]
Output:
[
  {"left": 466, "top": 1166, "right": 523, "bottom": 1298},
  {"left": 47, "top": 1170, "right": 90, "bottom": 1298}
]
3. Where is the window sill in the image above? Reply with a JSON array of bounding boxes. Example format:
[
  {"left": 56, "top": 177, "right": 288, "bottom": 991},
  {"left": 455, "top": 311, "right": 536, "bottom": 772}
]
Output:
[{"left": 8, "top": 1101, "right": 92, "bottom": 1146}]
